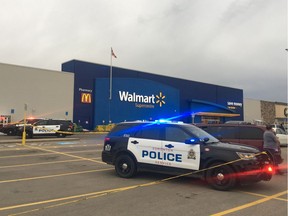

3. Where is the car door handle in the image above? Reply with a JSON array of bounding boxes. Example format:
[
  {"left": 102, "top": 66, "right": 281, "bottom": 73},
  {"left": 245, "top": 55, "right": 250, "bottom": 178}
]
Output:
[
  {"left": 131, "top": 140, "right": 139, "bottom": 144},
  {"left": 165, "top": 144, "right": 174, "bottom": 149}
]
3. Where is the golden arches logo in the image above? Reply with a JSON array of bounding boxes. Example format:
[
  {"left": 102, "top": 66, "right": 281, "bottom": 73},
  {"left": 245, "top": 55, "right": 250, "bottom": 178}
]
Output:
[
  {"left": 156, "top": 92, "right": 166, "bottom": 107},
  {"left": 81, "top": 93, "right": 92, "bottom": 103}
]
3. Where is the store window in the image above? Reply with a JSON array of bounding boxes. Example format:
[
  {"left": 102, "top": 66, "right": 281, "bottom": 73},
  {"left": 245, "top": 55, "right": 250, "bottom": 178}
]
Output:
[{"left": 201, "top": 116, "right": 220, "bottom": 124}]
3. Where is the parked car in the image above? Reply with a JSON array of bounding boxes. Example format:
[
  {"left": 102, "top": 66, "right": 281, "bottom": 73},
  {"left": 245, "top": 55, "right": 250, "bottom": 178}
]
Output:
[
  {"left": 196, "top": 123, "right": 266, "bottom": 150},
  {"left": 273, "top": 127, "right": 288, "bottom": 147},
  {"left": 225, "top": 121, "right": 252, "bottom": 125},
  {"left": 19, "top": 119, "right": 74, "bottom": 138},
  {"left": 1, "top": 118, "right": 43, "bottom": 136}
]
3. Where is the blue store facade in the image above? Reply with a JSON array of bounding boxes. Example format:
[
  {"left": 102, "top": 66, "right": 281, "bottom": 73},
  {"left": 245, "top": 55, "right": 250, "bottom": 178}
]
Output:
[{"left": 62, "top": 60, "right": 243, "bottom": 130}]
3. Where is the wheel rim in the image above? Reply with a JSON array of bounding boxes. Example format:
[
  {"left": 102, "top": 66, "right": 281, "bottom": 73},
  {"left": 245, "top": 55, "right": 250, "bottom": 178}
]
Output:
[
  {"left": 121, "top": 163, "right": 128, "bottom": 170},
  {"left": 119, "top": 160, "right": 130, "bottom": 174},
  {"left": 213, "top": 168, "right": 230, "bottom": 186},
  {"left": 216, "top": 173, "right": 225, "bottom": 181}
]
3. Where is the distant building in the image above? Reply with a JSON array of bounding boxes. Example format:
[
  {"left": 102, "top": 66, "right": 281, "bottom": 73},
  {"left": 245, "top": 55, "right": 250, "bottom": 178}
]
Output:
[
  {"left": 244, "top": 98, "right": 287, "bottom": 124},
  {"left": 0, "top": 63, "right": 74, "bottom": 124},
  {"left": 62, "top": 60, "right": 243, "bottom": 130},
  {"left": 2, "top": 61, "right": 285, "bottom": 131}
]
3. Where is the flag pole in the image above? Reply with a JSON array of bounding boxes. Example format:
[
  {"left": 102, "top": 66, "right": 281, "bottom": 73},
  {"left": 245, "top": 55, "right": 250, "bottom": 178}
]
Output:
[
  {"left": 109, "top": 47, "right": 113, "bottom": 100},
  {"left": 109, "top": 47, "right": 117, "bottom": 123}
]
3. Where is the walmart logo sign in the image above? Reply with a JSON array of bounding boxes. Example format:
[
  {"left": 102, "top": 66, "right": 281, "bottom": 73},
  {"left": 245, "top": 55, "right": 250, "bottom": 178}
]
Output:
[
  {"left": 156, "top": 92, "right": 165, "bottom": 107},
  {"left": 119, "top": 91, "right": 166, "bottom": 108}
]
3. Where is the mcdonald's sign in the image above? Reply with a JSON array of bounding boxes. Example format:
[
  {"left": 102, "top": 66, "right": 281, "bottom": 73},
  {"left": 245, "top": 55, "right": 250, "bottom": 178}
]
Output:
[{"left": 81, "top": 93, "right": 92, "bottom": 104}]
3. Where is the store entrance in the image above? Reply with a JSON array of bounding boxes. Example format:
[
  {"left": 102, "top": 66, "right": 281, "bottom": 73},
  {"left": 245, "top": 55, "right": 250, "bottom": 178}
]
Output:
[{"left": 201, "top": 116, "right": 220, "bottom": 124}]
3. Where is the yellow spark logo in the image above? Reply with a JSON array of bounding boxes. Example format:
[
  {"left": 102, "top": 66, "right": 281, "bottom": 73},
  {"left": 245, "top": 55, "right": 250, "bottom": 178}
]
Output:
[{"left": 156, "top": 92, "right": 166, "bottom": 107}]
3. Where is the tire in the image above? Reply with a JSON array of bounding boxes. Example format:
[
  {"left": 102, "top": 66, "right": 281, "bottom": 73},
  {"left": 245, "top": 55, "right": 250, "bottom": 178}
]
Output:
[
  {"left": 7, "top": 130, "right": 14, "bottom": 136},
  {"left": 115, "top": 154, "right": 137, "bottom": 178},
  {"left": 206, "top": 162, "right": 236, "bottom": 191},
  {"left": 57, "top": 133, "right": 66, "bottom": 138}
]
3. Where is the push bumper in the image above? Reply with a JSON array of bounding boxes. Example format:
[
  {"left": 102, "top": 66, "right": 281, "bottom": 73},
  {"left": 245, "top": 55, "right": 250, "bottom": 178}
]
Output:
[{"left": 236, "top": 161, "right": 273, "bottom": 183}]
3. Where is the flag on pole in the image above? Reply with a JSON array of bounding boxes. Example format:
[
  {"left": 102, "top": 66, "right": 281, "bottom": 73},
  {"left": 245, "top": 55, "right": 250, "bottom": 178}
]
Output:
[{"left": 111, "top": 48, "right": 117, "bottom": 58}]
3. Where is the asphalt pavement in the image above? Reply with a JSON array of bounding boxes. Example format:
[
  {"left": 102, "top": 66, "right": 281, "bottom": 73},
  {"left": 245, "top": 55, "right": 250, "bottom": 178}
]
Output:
[
  {"left": 0, "top": 132, "right": 80, "bottom": 143},
  {"left": 0, "top": 134, "right": 287, "bottom": 216}
]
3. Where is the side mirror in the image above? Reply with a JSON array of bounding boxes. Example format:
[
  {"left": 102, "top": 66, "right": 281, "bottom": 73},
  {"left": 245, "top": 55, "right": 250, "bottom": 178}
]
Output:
[
  {"left": 185, "top": 138, "right": 200, "bottom": 145},
  {"left": 202, "top": 137, "right": 210, "bottom": 143},
  {"left": 185, "top": 137, "right": 209, "bottom": 144}
]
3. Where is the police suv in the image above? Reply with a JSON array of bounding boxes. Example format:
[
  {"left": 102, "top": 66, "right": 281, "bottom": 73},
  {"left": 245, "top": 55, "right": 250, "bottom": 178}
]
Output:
[
  {"left": 102, "top": 121, "right": 273, "bottom": 190},
  {"left": 19, "top": 119, "right": 74, "bottom": 138},
  {"left": 1, "top": 118, "right": 43, "bottom": 136}
]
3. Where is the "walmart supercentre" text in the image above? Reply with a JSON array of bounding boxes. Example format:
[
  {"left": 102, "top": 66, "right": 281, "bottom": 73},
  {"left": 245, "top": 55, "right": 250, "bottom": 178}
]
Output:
[{"left": 119, "top": 91, "right": 155, "bottom": 104}]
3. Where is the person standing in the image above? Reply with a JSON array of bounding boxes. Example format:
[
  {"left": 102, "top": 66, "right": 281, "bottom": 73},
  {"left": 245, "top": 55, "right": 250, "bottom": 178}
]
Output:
[{"left": 263, "top": 124, "right": 283, "bottom": 175}]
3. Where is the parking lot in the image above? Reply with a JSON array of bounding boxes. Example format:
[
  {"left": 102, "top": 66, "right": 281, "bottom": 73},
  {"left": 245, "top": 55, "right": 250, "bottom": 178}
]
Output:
[{"left": 0, "top": 134, "right": 287, "bottom": 216}]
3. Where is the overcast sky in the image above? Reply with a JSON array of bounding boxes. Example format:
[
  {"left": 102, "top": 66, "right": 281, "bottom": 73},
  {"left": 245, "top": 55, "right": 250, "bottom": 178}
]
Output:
[{"left": 0, "top": 0, "right": 287, "bottom": 102}]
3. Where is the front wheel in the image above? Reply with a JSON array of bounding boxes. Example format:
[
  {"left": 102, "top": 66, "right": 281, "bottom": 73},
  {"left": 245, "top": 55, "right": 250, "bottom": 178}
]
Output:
[
  {"left": 115, "top": 155, "right": 137, "bottom": 178},
  {"left": 206, "top": 163, "right": 236, "bottom": 191}
]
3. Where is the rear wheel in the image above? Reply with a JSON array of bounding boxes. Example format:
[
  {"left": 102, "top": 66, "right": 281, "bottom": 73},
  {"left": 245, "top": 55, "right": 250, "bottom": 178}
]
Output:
[
  {"left": 57, "top": 133, "right": 66, "bottom": 138},
  {"left": 115, "top": 155, "right": 137, "bottom": 178},
  {"left": 7, "top": 130, "right": 14, "bottom": 136},
  {"left": 206, "top": 163, "right": 236, "bottom": 191}
]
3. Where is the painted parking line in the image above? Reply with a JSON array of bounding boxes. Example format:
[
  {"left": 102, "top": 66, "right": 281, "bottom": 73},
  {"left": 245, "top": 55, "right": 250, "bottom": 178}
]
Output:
[
  {"left": 239, "top": 190, "right": 288, "bottom": 202},
  {"left": 0, "top": 159, "right": 87, "bottom": 169},
  {"left": 211, "top": 190, "right": 288, "bottom": 216},
  {"left": 0, "top": 150, "right": 101, "bottom": 159},
  {"left": 4, "top": 173, "right": 287, "bottom": 216},
  {"left": 0, "top": 168, "right": 113, "bottom": 184},
  {"left": 0, "top": 177, "right": 164, "bottom": 213},
  {"left": 56, "top": 141, "right": 78, "bottom": 145},
  {"left": 20, "top": 145, "right": 106, "bottom": 164},
  {"left": 0, "top": 144, "right": 102, "bottom": 152},
  {"left": 0, "top": 144, "right": 18, "bottom": 148}
]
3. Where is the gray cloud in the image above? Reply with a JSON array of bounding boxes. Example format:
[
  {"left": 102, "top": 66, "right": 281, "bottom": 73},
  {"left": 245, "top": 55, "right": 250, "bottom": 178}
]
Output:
[{"left": 0, "top": 0, "right": 286, "bottom": 102}]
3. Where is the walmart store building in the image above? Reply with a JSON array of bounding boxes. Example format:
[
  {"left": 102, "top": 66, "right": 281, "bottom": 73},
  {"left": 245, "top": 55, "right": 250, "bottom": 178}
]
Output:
[{"left": 62, "top": 60, "right": 243, "bottom": 130}]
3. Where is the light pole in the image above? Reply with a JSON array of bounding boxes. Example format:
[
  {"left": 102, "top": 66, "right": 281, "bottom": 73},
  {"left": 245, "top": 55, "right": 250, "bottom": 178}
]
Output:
[{"left": 22, "top": 103, "right": 27, "bottom": 145}]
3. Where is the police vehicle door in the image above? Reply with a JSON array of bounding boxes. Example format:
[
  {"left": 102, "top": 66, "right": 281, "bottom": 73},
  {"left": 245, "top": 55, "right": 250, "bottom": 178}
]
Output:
[
  {"left": 162, "top": 126, "right": 200, "bottom": 170},
  {"left": 33, "top": 120, "right": 60, "bottom": 135},
  {"left": 127, "top": 124, "right": 163, "bottom": 165}
]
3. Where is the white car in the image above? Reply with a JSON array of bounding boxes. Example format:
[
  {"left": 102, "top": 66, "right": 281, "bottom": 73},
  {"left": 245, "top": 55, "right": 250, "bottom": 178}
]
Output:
[{"left": 274, "top": 128, "right": 288, "bottom": 147}]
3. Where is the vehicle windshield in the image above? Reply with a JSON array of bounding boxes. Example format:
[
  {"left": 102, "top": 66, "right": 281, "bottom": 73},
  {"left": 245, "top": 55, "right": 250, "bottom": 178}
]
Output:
[
  {"left": 18, "top": 119, "right": 40, "bottom": 124},
  {"left": 184, "top": 124, "right": 219, "bottom": 144}
]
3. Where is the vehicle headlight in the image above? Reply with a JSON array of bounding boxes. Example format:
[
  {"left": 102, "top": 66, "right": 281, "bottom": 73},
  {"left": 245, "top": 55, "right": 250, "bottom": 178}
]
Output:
[{"left": 236, "top": 152, "right": 256, "bottom": 160}]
